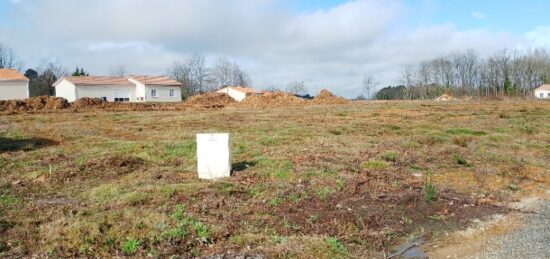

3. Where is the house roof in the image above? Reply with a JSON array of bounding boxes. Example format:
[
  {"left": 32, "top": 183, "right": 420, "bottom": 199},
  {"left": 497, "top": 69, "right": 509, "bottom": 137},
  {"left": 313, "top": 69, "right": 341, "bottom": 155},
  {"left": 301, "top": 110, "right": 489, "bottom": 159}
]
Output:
[
  {"left": 219, "top": 86, "right": 265, "bottom": 94},
  {"left": 535, "top": 84, "right": 550, "bottom": 91},
  {"left": 0, "top": 69, "right": 28, "bottom": 82},
  {"left": 58, "top": 76, "right": 133, "bottom": 86},
  {"left": 54, "top": 75, "right": 182, "bottom": 87},
  {"left": 130, "top": 75, "right": 182, "bottom": 86}
]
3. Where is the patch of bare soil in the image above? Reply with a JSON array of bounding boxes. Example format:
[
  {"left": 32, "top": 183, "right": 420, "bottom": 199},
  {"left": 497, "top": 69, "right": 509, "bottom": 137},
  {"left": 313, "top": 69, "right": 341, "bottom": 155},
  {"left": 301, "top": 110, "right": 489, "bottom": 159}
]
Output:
[
  {"left": 185, "top": 92, "right": 236, "bottom": 108},
  {"left": 0, "top": 96, "right": 69, "bottom": 113},
  {"left": 184, "top": 171, "right": 506, "bottom": 256},
  {"left": 238, "top": 92, "right": 306, "bottom": 108},
  {"left": 311, "top": 89, "right": 349, "bottom": 105},
  {"left": 79, "top": 155, "right": 145, "bottom": 175}
]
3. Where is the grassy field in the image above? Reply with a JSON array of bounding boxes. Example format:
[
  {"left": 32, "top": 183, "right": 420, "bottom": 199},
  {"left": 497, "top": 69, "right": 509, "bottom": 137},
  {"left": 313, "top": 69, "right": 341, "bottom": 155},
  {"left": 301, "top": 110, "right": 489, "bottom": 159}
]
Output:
[{"left": 0, "top": 100, "right": 549, "bottom": 258}]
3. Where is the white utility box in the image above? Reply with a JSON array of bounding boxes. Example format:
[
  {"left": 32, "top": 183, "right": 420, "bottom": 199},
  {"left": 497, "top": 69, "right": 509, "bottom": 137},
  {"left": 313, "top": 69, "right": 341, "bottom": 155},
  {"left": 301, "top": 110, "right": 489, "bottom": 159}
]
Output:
[{"left": 196, "top": 133, "right": 232, "bottom": 179}]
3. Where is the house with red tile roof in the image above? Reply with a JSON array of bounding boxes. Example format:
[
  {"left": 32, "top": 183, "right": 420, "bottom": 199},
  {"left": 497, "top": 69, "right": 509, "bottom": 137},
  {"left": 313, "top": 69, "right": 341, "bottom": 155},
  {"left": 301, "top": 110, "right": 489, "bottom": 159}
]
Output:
[
  {"left": 53, "top": 75, "right": 182, "bottom": 102},
  {"left": 0, "top": 69, "right": 29, "bottom": 100}
]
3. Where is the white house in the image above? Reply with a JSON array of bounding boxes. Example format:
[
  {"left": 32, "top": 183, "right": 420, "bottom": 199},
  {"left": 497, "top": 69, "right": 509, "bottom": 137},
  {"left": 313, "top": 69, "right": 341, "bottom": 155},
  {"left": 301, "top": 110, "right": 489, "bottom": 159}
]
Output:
[
  {"left": 0, "top": 69, "right": 29, "bottom": 100},
  {"left": 216, "top": 86, "right": 265, "bottom": 102},
  {"left": 53, "top": 75, "right": 182, "bottom": 102},
  {"left": 534, "top": 84, "right": 550, "bottom": 99}
]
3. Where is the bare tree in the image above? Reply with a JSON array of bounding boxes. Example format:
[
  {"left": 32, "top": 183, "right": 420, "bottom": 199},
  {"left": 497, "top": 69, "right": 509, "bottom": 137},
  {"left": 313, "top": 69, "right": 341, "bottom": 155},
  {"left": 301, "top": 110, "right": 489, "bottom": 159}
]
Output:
[
  {"left": 0, "top": 43, "right": 22, "bottom": 69},
  {"left": 109, "top": 65, "right": 128, "bottom": 77},
  {"left": 211, "top": 57, "right": 234, "bottom": 87},
  {"left": 362, "top": 74, "right": 378, "bottom": 99},
  {"left": 210, "top": 56, "right": 251, "bottom": 88},
  {"left": 286, "top": 81, "right": 307, "bottom": 95},
  {"left": 34, "top": 60, "right": 68, "bottom": 96}
]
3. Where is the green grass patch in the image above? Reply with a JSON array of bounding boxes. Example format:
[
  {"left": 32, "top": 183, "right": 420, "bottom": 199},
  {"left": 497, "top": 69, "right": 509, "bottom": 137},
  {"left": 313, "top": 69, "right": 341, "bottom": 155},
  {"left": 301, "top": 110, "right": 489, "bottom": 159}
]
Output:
[
  {"left": 0, "top": 194, "right": 20, "bottom": 207},
  {"left": 446, "top": 128, "right": 488, "bottom": 136},
  {"left": 362, "top": 160, "right": 389, "bottom": 170}
]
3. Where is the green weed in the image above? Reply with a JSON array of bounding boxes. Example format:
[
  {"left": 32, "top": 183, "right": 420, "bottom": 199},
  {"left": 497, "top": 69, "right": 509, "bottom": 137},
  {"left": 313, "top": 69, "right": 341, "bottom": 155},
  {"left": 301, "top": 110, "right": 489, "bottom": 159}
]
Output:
[
  {"left": 121, "top": 239, "right": 141, "bottom": 255},
  {"left": 326, "top": 237, "right": 348, "bottom": 257},
  {"left": 425, "top": 172, "right": 437, "bottom": 203}
]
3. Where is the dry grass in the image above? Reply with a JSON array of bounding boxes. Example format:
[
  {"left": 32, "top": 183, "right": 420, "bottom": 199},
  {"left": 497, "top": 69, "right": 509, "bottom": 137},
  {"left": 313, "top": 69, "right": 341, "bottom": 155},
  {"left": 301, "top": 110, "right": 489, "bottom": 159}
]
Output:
[{"left": 0, "top": 100, "right": 548, "bottom": 257}]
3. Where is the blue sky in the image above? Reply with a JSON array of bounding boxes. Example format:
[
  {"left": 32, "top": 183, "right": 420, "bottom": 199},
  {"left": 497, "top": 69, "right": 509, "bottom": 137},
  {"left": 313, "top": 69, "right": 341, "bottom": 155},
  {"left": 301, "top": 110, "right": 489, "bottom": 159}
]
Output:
[{"left": 1, "top": 0, "right": 549, "bottom": 97}]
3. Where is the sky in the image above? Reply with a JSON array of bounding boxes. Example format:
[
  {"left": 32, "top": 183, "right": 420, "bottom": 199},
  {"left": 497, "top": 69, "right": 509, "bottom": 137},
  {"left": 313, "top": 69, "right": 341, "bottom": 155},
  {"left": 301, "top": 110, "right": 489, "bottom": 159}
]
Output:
[{"left": 1, "top": 0, "right": 550, "bottom": 97}]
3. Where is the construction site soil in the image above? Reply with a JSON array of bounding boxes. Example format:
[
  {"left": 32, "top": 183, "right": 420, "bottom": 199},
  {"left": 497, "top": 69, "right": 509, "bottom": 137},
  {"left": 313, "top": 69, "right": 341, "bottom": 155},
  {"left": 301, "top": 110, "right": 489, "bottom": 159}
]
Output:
[{"left": 0, "top": 90, "right": 349, "bottom": 114}]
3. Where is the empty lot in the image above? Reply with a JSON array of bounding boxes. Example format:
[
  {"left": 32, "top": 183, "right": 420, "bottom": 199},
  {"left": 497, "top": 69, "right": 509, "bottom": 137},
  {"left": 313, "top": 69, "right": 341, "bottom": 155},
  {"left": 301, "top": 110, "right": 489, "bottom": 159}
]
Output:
[{"left": 0, "top": 100, "right": 549, "bottom": 258}]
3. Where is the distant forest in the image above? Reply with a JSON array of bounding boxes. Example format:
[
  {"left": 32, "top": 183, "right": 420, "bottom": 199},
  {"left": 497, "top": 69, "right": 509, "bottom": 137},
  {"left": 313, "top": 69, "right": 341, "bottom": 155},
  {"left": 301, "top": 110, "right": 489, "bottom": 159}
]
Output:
[{"left": 375, "top": 48, "right": 550, "bottom": 100}]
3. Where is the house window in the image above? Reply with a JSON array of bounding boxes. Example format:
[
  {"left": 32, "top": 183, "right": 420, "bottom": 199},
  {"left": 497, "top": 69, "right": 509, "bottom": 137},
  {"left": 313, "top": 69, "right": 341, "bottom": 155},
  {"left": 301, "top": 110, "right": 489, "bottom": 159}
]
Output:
[
  {"left": 101, "top": 97, "right": 107, "bottom": 101},
  {"left": 548, "top": 92, "right": 550, "bottom": 98},
  {"left": 114, "top": 98, "right": 130, "bottom": 102},
  {"left": 541, "top": 93, "right": 544, "bottom": 98},
  {"left": 151, "top": 89, "right": 158, "bottom": 97},
  {"left": 169, "top": 89, "right": 175, "bottom": 97}
]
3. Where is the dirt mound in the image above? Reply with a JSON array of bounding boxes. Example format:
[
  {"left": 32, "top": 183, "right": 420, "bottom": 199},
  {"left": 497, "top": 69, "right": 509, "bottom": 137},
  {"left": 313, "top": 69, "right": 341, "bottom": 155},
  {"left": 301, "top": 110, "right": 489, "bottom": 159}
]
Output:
[
  {"left": 435, "top": 93, "right": 454, "bottom": 101},
  {"left": 71, "top": 97, "right": 107, "bottom": 110},
  {"left": 311, "top": 89, "right": 348, "bottom": 105},
  {"left": 0, "top": 96, "right": 69, "bottom": 113},
  {"left": 185, "top": 92, "right": 236, "bottom": 108},
  {"left": 238, "top": 92, "right": 306, "bottom": 108}
]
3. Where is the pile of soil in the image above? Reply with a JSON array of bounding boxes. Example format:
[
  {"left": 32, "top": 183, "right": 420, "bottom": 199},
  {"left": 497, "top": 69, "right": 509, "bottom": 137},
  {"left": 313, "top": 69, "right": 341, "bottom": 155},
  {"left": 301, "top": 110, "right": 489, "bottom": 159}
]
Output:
[
  {"left": 238, "top": 92, "right": 306, "bottom": 108},
  {"left": 435, "top": 93, "right": 454, "bottom": 101},
  {"left": 71, "top": 97, "right": 107, "bottom": 110},
  {"left": 311, "top": 89, "right": 349, "bottom": 105},
  {"left": 0, "top": 96, "right": 69, "bottom": 113},
  {"left": 185, "top": 92, "right": 236, "bottom": 108},
  {"left": 71, "top": 98, "right": 180, "bottom": 111}
]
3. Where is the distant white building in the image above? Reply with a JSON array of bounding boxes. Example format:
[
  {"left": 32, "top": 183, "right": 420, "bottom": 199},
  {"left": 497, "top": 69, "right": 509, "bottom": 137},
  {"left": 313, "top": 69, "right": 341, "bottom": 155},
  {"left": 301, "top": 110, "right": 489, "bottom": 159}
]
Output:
[
  {"left": 534, "top": 84, "right": 550, "bottom": 99},
  {"left": 53, "top": 75, "right": 182, "bottom": 102},
  {"left": 216, "top": 86, "right": 265, "bottom": 102},
  {"left": 0, "top": 69, "right": 29, "bottom": 100}
]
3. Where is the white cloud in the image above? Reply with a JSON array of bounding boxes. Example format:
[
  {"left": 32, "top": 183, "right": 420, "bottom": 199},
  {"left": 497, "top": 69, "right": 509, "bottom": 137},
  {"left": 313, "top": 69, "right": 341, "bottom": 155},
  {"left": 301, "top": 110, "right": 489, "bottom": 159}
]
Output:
[
  {"left": 471, "top": 11, "right": 486, "bottom": 19},
  {"left": 0, "top": 0, "right": 536, "bottom": 97}
]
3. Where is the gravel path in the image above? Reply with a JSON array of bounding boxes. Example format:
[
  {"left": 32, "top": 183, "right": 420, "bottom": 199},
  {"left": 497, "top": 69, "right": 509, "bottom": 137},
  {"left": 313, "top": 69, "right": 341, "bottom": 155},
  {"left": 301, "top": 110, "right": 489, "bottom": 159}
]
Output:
[{"left": 473, "top": 200, "right": 550, "bottom": 259}]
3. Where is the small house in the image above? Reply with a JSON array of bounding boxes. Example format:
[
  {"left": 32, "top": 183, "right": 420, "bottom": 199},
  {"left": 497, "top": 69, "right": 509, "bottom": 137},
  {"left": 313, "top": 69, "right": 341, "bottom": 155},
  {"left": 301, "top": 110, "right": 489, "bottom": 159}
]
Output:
[
  {"left": 54, "top": 75, "right": 182, "bottom": 102},
  {"left": 0, "top": 69, "right": 29, "bottom": 100},
  {"left": 216, "top": 86, "right": 265, "bottom": 102},
  {"left": 534, "top": 84, "right": 550, "bottom": 99}
]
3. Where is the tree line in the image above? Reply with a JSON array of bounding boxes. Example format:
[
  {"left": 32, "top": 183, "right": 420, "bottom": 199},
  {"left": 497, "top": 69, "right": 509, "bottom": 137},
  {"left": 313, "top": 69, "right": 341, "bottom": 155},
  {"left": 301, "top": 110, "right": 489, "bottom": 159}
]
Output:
[
  {"left": 374, "top": 48, "right": 550, "bottom": 100},
  {"left": 167, "top": 54, "right": 252, "bottom": 99}
]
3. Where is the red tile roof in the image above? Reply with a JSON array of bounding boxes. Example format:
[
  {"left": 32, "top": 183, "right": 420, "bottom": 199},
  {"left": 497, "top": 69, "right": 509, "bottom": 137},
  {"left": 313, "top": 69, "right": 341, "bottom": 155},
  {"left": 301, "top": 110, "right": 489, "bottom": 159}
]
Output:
[
  {"left": 130, "top": 75, "right": 182, "bottom": 86},
  {"left": 0, "top": 69, "right": 28, "bottom": 81},
  {"left": 60, "top": 76, "right": 133, "bottom": 86},
  {"left": 55, "top": 75, "right": 182, "bottom": 87},
  {"left": 536, "top": 84, "right": 550, "bottom": 91}
]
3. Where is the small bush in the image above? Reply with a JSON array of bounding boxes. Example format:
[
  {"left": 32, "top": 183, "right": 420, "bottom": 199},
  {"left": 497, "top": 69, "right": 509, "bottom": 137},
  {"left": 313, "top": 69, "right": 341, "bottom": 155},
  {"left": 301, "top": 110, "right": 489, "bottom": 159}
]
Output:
[{"left": 122, "top": 239, "right": 141, "bottom": 255}]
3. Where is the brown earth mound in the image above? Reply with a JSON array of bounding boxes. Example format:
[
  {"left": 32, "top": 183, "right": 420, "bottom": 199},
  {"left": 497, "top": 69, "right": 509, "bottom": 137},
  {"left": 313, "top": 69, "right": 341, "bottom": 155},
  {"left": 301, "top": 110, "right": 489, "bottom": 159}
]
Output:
[
  {"left": 0, "top": 96, "right": 69, "bottom": 113},
  {"left": 435, "top": 93, "right": 454, "bottom": 101},
  {"left": 71, "top": 97, "right": 107, "bottom": 110},
  {"left": 238, "top": 92, "right": 306, "bottom": 108},
  {"left": 311, "top": 89, "right": 348, "bottom": 105},
  {"left": 185, "top": 92, "right": 236, "bottom": 108}
]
